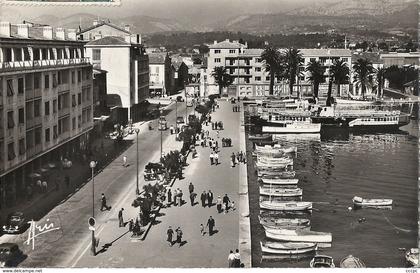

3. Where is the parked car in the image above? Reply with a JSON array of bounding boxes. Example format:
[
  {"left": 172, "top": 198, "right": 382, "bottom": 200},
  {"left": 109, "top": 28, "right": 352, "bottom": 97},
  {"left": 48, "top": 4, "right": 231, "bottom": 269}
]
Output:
[
  {"left": 2, "top": 212, "right": 27, "bottom": 234},
  {"left": 176, "top": 117, "right": 185, "bottom": 124},
  {"left": 0, "top": 243, "right": 25, "bottom": 267},
  {"left": 176, "top": 96, "right": 184, "bottom": 102}
]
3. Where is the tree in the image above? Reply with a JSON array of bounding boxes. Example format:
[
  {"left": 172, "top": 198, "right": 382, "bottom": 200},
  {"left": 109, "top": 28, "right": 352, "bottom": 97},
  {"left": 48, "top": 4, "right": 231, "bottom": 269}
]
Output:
[
  {"left": 306, "top": 60, "right": 325, "bottom": 98},
  {"left": 211, "top": 66, "right": 233, "bottom": 96},
  {"left": 376, "top": 68, "right": 386, "bottom": 98},
  {"left": 261, "top": 46, "right": 282, "bottom": 95},
  {"left": 353, "top": 58, "right": 375, "bottom": 99},
  {"left": 330, "top": 59, "right": 350, "bottom": 98},
  {"left": 284, "top": 48, "right": 304, "bottom": 97}
]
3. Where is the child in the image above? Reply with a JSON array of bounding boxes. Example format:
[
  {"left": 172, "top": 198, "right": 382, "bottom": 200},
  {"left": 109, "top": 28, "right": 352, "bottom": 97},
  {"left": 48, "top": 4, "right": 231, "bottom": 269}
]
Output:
[{"left": 200, "top": 224, "right": 205, "bottom": 236}]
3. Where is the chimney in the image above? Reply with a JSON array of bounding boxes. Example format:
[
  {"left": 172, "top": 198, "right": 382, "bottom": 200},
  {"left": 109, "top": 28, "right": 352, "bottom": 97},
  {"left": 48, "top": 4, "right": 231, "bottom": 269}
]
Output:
[
  {"left": 137, "top": 34, "right": 141, "bottom": 44},
  {"left": 0, "top": 22, "right": 11, "bottom": 37},
  {"left": 17, "top": 24, "right": 29, "bottom": 38},
  {"left": 67, "top": 29, "right": 76, "bottom": 40},
  {"left": 43, "top": 26, "right": 53, "bottom": 39},
  {"left": 124, "top": 24, "right": 130, "bottom": 33},
  {"left": 56, "top": 28, "right": 65, "bottom": 40},
  {"left": 214, "top": 40, "right": 217, "bottom": 45}
]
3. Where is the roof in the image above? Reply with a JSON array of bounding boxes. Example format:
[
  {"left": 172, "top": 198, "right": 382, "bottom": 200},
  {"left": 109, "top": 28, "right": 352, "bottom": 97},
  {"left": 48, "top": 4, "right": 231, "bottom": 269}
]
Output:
[
  {"left": 86, "top": 36, "right": 129, "bottom": 46},
  {"left": 209, "top": 39, "right": 246, "bottom": 49},
  {"left": 93, "top": 68, "right": 108, "bottom": 74},
  {"left": 149, "top": 52, "right": 168, "bottom": 64},
  {"left": 299, "top": 48, "right": 352, "bottom": 57},
  {"left": 380, "top": 52, "right": 420, "bottom": 58},
  {"left": 77, "top": 21, "right": 130, "bottom": 35},
  {"left": 352, "top": 52, "right": 383, "bottom": 64},
  {"left": 0, "top": 24, "right": 81, "bottom": 43}
]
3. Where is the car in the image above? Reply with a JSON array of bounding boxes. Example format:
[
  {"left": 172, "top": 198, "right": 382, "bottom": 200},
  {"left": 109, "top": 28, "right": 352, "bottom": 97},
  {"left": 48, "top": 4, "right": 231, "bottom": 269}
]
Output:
[
  {"left": 2, "top": 212, "right": 27, "bottom": 234},
  {"left": 0, "top": 243, "right": 25, "bottom": 267},
  {"left": 176, "top": 96, "right": 184, "bottom": 102},
  {"left": 176, "top": 117, "right": 185, "bottom": 124}
]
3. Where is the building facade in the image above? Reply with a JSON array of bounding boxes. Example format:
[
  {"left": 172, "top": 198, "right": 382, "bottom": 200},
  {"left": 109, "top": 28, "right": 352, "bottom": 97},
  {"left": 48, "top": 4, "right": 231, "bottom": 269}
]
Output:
[
  {"left": 0, "top": 22, "right": 94, "bottom": 208},
  {"left": 85, "top": 36, "right": 149, "bottom": 123},
  {"left": 380, "top": 52, "right": 420, "bottom": 68},
  {"left": 148, "top": 52, "right": 172, "bottom": 97}
]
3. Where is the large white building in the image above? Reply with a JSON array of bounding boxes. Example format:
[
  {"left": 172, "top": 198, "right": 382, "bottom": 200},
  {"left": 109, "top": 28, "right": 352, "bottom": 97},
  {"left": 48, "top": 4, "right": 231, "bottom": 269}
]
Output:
[
  {"left": 148, "top": 52, "right": 171, "bottom": 97},
  {"left": 202, "top": 39, "right": 352, "bottom": 98},
  {"left": 0, "top": 22, "right": 94, "bottom": 208},
  {"left": 85, "top": 36, "right": 149, "bottom": 122}
]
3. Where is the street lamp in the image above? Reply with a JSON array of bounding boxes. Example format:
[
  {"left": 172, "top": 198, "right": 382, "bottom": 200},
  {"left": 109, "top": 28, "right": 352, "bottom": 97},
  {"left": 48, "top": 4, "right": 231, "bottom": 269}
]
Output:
[
  {"left": 135, "top": 128, "right": 140, "bottom": 195},
  {"left": 89, "top": 160, "right": 97, "bottom": 256},
  {"left": 160, "top": 110, "right": 164, "bottom": 160}
]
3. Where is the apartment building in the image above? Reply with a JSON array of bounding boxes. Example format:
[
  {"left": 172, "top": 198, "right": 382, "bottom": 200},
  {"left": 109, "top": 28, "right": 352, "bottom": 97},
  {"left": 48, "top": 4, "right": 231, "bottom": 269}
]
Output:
[
  {"left": 85, "top": 36, "right": 149, "bottom": 123},
  {"left": 380, "top": 52, "right": 420, "bottom": 68},
  {"left": 148, "top": 52, "right": 172, "bottom": 97},
  {"left": 0, "top": 22, "right": 94, "bottom": 208}
]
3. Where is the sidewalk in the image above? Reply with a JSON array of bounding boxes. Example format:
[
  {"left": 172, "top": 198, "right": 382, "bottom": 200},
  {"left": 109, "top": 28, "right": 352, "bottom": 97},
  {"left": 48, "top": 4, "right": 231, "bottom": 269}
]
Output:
[{"left": 74, "top": 100, "right": 244, "bottom": 268}]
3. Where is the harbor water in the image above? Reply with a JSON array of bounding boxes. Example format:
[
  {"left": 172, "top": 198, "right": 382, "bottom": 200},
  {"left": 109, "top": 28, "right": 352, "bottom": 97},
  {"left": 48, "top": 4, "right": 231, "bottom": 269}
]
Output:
[{"left": 247, "top": 120, "right": 418, "bottom": 268}]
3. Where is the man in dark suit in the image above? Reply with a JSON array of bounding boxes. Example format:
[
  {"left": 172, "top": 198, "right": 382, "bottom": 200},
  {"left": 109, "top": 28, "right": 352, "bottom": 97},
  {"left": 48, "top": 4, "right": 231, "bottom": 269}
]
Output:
[
  {"left": 118, "top": 208, "right": 124, "bottom": 227},
  {"left": 188, "top": 182, "right": 194, "bottom": 194},
  {"left": 207, "top": 190, "right": 214, "bottom": 207},
  {"left": 206, "top": 216, "right": 215, "bottom": 236},
  {"left": 200, "top": 191, "right": 207, "bottom": 207}
]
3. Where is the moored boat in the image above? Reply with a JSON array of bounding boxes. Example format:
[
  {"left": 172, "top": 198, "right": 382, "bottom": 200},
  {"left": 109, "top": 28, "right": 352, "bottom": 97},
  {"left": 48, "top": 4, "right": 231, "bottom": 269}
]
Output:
[
  {"left": 352, "top": 196, "right": 393, "bottom": 207},
  {"left": 257, "top": 156, "right": 293, "bottom": 165},
  {"left": 258, "top": 216, "right": 310, "bottom": 228},
  {"left": 260, "top": 187, "right": 302, "bottom": 197},
  {"left": 340, "top": 255, "right": 366, "bottom": 268},
  {"left": 249, "top": 134, "right": 272, "bottom": 141},
  {"left": 257, "top": 170, "right": 296, "bottom": 179},
  {"left": 405, "top": 248, "right": 419, "bottom": 267},
  {"left": 310, "top": 255, "right": 335, "bottom": 268},
  {"left": 260, "top": 178, "right": 298, "bottom": 186},
  {"left": 260, "top": 201, "right": 312, "bottom": 211},
  {"left": 260, "top": 241, "right": 317, "bottom": 255},
  {"left": 265, "top": 229, "right": 332, "bottom": 243}
]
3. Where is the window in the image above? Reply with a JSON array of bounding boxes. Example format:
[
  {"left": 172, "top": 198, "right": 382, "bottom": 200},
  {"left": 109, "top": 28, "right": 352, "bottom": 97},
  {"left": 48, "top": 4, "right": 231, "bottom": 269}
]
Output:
[
  {"left": 53, "top": 125, "right": 58, "bottom": 139},
  {"left": 18, "top": 138, "right": 25, "bottom": 155},
  {"left": 44, "top": 101, "right": 50, "bottom": 115},
  {"left": 18, "top": 108, "right": 24, "bottom": 124},
  {"left": 72, "top": 94, "right": 76, "bottom": 107},
  {"left": 214, "top": 49, "right": 221, "bottom": 54},
  {"left": 6, "top": 79, "right": 14, "bottom": 96},
  {"left": 35, "top": 128, "right": 41, "bottom": 145},
  {"left": 44, "top": 75, "right": 50, "bottom": 89},
  {"left": 310, "top": 58, "right": 316, "bottom": 62},
  {"left": 7, "top": 142, "right": 15, "bottom": 161},
  {"left": 72, "top": 117, "right": 76, "bottom": 130},
  {"left": 34, "top": 100, "right": 41, "bottom": 117},
  {"left": 255, "top": 76, "right": 261, "bottom": 81},
  {"left": 342, "top": 58, "right": 348, "bottom": 62},
  {"left": 45, "top": 128, "right": 50, "bottom": 142},
  {"left": 53, "top": 99, "right": 57, "bottom": 113},
  {"left": 77, "top": 71, "right": 81, "bottom": 83},
  {"left": 78, "top": 115, "right": 81, "bottom": 128},
  {"left": 155, "top": 67, "right": 159, "bottom": 74},
  {"left": 256, "top": 58, "right": 262, "bottom": 63},
  {"left": 229, "top": 49, "right": 236, "bottom": 54},
  {"left": 24, "top": 74, "right": 32, "bottom": 90},
  {"left": 7, "top": 111, "right": 14, "bottom": 129},
  {"left": 52, "top": 74, "right": 57, "bottom": 88},
  {"left": 266, "top": 76, "right": 270, "bottom": 81},
  {"left": 17, "top": 78, "right": 24, "bottom": 94},
  {"left": 71, "top": 71, "right": 75, "bottom": 84},
  {"left": 34, "top": 73, "right": 41, "bottom": 89},
  {"left": 215, "top": 58, "right": 221, "bottom": 63},
  {"left": 255, "top": 67, "right": 261, "bottom": 72},
  {"left": 78, "top": 93, "right": 81, "bottom": 105}
]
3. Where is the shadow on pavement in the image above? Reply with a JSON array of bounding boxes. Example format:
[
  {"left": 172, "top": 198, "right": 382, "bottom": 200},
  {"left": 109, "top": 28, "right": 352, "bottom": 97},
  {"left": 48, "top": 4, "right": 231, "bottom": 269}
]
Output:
[{"left": 96, "top": 230, "right": 130, "bottom": 255}]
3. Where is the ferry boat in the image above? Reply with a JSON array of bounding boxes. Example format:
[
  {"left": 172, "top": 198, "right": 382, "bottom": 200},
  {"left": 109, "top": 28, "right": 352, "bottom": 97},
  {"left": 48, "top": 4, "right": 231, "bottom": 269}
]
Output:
[{"left": 260, "top": 111, "right": 321, "bottom": 134}]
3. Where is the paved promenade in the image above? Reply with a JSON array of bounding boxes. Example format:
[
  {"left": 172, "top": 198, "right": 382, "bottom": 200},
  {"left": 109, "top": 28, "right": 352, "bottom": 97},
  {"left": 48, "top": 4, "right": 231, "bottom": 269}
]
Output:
[{"left": 73, "top": 100, "right": 245, "bottom": 268}]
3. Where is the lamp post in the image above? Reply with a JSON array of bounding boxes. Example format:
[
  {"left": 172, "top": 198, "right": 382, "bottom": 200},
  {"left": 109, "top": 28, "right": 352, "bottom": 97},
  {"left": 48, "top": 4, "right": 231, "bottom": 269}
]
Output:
[
  {"left": 185, "top": 88, "right": 188, "bottom": 124},
  {"left": 135, "top": 128, "right": 140, "bottom": 195},
  {"left": 89, "top": 160, "right": 96, "bottom": 256},
  {"left": 160, "top": 110, "right": 163, "bottom": 160}
]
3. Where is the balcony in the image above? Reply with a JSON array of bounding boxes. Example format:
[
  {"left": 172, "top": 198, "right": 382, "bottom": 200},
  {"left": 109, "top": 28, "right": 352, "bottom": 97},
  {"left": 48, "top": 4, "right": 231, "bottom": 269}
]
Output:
[{"left": 0, "top": 58, "right": 91, "bottom": 72}]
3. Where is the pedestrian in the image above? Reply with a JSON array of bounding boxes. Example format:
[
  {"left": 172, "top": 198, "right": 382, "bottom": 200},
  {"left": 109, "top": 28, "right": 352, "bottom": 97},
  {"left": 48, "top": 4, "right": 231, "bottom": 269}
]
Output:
[
  {"left": 216, "top": 130, "right": 219, "bottom": 138},
  {"left": 123, "top": 156, "right": 127, "bottom": 167},
  {"left": 231, "top": 153, "right": 236, "bottom": 168},
  {"left": 100, "top": 193, "right": 109, "bottom": 211},
  {"left": 207, "top": 190, "right": 214, "bottom": 207},
  {"left": 128, "top": 219, "right": 134, "bottom": 232},
  {"left": 236, "top": 152, "right": 240, "bottom": 164},
  {"left": 167, "top": 226, "right": 174, "bottom": 246},
  {"left": 190, "top": 191, "right": 197, "bottom": 206},
  {"left": 200, "top": 224, "right": 205, "bottom": 236},
  {"left": 234, "top": 249, "right": 241, "bottom": 267},
  {"left": 175, "top": 227, "right": 183, "bottom": 247},
  {"left": 228, "top": 250, "right": 236, "bottom": 267},
  {"left": 206, "top": 216, "right": 215, "bottom": 236},
  {"left": 239, "top": 151, "right": 244, "bottom": 163},
  {"left": 211, "top": 122, "right": 215, "bottom": 130},
  {"left": 216, "top": 196, "right": 222, "bottom": 213},
  {"left": 209, "top": 138, "right": 213, "bottom": 149},
  {"left": 215, "top": 140, "right": 219, "bottom": 149},
  {"left": 210, "top": 151, "right": 214, "bottom": 165},
  {"left": 214, "top": 152, "right": 219, "bottom": 165},
  {"left": 223, "top": 194, "right": 231, "bottom": 213},
  {"left": 188, "top": 182, "right": 194, "bottom": 194},
  {"left": 201, "top": 191, "right": 207, "bottom": 207},
  {"left": 167, "top": 188, "right": 172, "bottom": 206},
  {"left": 170, "top": 125, "right": 174, "bottom": 134},
  {"left": 118, "top": 208, "right": 124, "bottom": 227},
  {"left": 178, "top": 189, "right": 183, "bottom": 207},
  {"left": 230, "top": 201, "right": 236, "bottom": 211},
  {"left": 173, "top": 188, "right": 178, "bottom": 206}
]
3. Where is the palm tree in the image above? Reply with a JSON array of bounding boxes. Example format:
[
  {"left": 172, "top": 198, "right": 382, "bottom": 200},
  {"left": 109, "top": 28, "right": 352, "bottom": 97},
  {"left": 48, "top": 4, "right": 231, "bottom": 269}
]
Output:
[
  {"left": 284, "top": 48, "right": 304, "bottom": 97},
  {"left": 330, "top": 59, "right": 350, "bottom": 98},
  {"left": 306, "top": 60, "right": 325, "bottom": 99},
  {"left": 261, "top": 46, "right": 282, "bottom": 95},
  {"left": 353, "top": 58, "right": 375, "bottom": 99},
  {"left": 376, "top": 67, "right": 386, "bottom": 98},
  {"left": 211, "top": 66, "right": 233, "bottom": 96}
]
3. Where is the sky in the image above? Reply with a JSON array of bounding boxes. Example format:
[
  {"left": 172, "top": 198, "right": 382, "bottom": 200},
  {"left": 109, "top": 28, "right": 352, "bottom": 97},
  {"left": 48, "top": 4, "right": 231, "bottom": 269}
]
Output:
[{"left": 0, "top": 0, "right": 328, "bottom": 24}]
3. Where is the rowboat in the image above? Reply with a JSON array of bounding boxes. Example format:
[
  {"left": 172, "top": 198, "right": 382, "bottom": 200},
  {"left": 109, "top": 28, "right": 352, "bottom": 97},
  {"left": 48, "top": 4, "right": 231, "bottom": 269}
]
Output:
[
  {"left": 310, "top": 255, "right": 335, "bottom": 268},
  {"left": 257, "top": 156, "right": 293, "bottom": 165},
  {"left": 257, "top": 170, "right": 296, "bottom": 178},
  {"left": 254, "top": 144, "right": 297, "bottom": 154},
  {"left": 259, "top": 216, "right": 310, "bottom": 228},
  {"left": 249, "top": 134, "right": 272, "bottom": 141},
  {"left": 260, "top": 241, "right": 317, "bottom": 255},
  {"left": 265, "top": 229, "right": 332, "bottom": 243},
  {"left": 340, "top": 255, "right": 366, "bottom": 268},
  {"left": 260, "top": 187, "right": 302, "bottom": 197},
  {"left": 260, "top": 178, "right": 299, "bottom": 186},
  {"left": 256, "top": 162, "right": 293, "bottom": 170},
  {"left": 405, "top": 248, "right": 419, "bottom": 267},
  {"left": 352, "top": 196, "right": 393, "bottom": 207},
  {"left": 260, "top": 201, "right": 312, "bottom": 211}
]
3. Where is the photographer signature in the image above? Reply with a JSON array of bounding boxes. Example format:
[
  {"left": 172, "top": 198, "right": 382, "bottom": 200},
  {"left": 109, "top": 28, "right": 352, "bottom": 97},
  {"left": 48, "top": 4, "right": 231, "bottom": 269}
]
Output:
[{"left": 25, "top": 219, "right": 61, "bottom": 250}]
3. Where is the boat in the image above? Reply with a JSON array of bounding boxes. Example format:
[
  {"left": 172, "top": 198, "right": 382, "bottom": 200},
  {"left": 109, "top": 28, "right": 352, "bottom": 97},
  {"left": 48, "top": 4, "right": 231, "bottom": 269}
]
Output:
[
  {"left": 260, "top": 241, "right": 317, "bottom": 255},
  {"left": 258, "top": 216, "right": 310, "bottom": 228},
  {"left": 263, "top": 123, "right": 321, "bottom": 134},
  {"left": 352, "top": 196, "right": 393, "bottom": 207},
  {"left": 405, "top": 248, "right": 419, "bottom": 267},
  {"left": 260, "top": 187, "right": 302, "bottom": 197},
  {"left": 310, "top": 255, "right": 335, "bottom": 268},
  {"left": 340, "top": 255, "right": 366, "bottom": 268},
  {"left": 257, "top": 170, "right": 296, "bottom": 179},
  {"left": 249, "top": 134, "right": 272, "bottom": 141},
  {"left": 254, "top": 144, "right": 297, "bottom": 154},
  {"left": 256, "top": 162, "right": 293, "bottom": 170},
  {"left": 265, "top": 229, "right": 332, "bottom": 243},
  {"left": 260, "top": 178, "right": 298, "bottom": 186},
  {"left": 260, "top": 201, "right": 312, "bottom": 211},
  {"left": 257, "top": 156, "right": 293, "bottom": 164}
]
